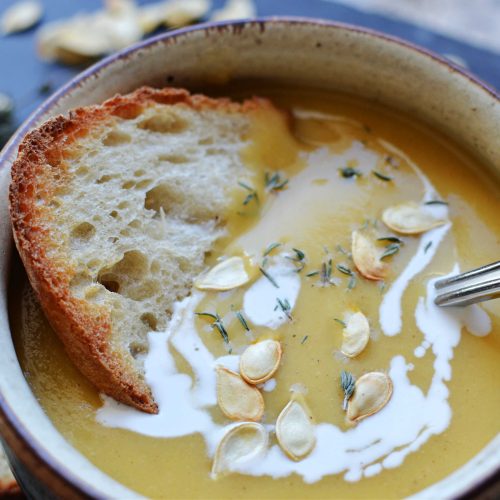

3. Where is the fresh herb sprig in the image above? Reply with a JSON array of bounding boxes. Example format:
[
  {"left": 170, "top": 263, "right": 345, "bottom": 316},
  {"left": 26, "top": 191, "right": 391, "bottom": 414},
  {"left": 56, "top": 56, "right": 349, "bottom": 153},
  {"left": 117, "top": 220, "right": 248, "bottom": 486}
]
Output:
[
  {"left": 195, "top": 312, "right": 230, "bottom": 345},
  {"left": 263, "top": 242, "right": 282, "bottom": 257},
  {"left": 265, "top": 172, "right": 289, "bottom": 192},
  {"left": 425, "top": 200, "right": 448, "bottom": 206},
  {"left": 334, "top": 318, "right": 347, "bottom": 327},
  {"left": 276, "top": 297, "right": 292, "bottom": 320},
  {"left": 377, "top": 236, "right": 403, "bottom": 244},
  {"left": 339, "top": 167, "right": 362, "bottom": 178},
  {"left": 259, "top": 266, "right": 279, "bottom": 288},
  {"left": 235, "top": 310, "right": 250, "bottom": 331},
  {"left": 238, "top": 181, "right": 259, "bottom": 206},
  {"left": 341, "top": 370, "right": 356, "bottom": 411},
  {"left": 372, "top": 171, "right": 393, "bottom": 182},
  {"left": 286, "top": 247, "right": 306, "bottom": 272},
  {"left": 380, "top": 243, "right": 401, "bottom": 260}
]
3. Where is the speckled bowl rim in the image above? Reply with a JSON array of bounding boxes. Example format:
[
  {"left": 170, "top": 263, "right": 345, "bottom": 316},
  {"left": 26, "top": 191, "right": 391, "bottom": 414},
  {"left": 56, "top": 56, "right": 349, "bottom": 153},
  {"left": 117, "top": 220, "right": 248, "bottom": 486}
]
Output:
[{"left": 0, "top": 16, "right": 498, "bottom": 499}]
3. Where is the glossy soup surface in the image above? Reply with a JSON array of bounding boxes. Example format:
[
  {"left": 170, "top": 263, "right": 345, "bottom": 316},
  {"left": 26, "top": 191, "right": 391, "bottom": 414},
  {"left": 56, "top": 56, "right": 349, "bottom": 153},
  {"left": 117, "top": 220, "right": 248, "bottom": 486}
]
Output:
[{"left": 10, "top": 86, "right": 500, "bottom": 499}]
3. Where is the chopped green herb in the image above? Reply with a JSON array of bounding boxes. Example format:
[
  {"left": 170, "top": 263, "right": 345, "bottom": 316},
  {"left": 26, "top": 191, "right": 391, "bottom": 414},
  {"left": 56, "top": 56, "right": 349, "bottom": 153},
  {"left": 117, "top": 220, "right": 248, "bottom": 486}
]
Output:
[
  {"left": 263, "top": 242, "right": 282, "bottom": 257},
  {"left": 424, "top": 200, "right": 448, "bottom": 206},
  {"left": 259, "top": 266, "right": 279, "bottom": 288},
  {"left": 276, "top": 297, "right": 292, "bottom": 320},
  {"left": 238, "top": 181, "right": 259, "bottom": 206},
  {"left": 301, "top": 335, "right": 309, "bottom": 344},
  {"left": 372, "top": 171, "right": 393, "bottom": 182},
  {"left": 424, "top": 241, "right": 432, "bottom": 253},
  {"left": 334, "top": 318, "right": 347, "bottom": 327},
  {"left": 291, "top": 248, "right": 305, "bottom": 261},
  {"left": 339, "top": 167, "right": 362, "bottom": 178},
  {"left": 377, "top": 236, "right": 403, "bottom": 244},
  {"left": 235, "top": 310, "right": 250, "bottom": 331},
  {"left": 195, "top": 312, "right": 229, "bottom": 344},
  {"left": 336, "top": 264, "right": 353, "bottom": 276},
  {"left": 341, "top": 370, "right": 356, "bottom": 411},
  {"left": 380, "top": 243, "right": 401, "bottom": 260},
  {"left": 348, "top": 274, "right": 357, "bottom": 289},
  {"left": 265, "top": 172, "right": 289, "bottom": 192},
  {"left": 285, "top": 247, "right": 306, "bottom": 272},
  {"left": 306, "top": 270, "right": 319, "bottom": 277},
  {"left": 321, "top": 258, "right": 334, "bottom": 285}
]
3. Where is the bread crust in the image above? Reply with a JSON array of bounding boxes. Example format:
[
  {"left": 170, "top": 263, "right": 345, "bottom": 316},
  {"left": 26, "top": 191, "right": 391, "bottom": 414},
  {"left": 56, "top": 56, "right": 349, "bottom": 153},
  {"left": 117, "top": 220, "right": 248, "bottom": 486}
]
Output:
[{"left": 9, "top": 87, "right": 267, "bottom": 414}]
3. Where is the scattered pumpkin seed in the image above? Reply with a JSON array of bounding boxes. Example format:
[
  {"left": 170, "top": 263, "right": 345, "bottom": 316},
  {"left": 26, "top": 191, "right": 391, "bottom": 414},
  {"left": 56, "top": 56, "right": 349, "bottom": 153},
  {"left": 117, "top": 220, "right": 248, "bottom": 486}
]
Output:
[
  {"left": 240, "top": 340, "right": 282, "bottom": 385},
  {"left": 139, "top": 0, "right": 209, "bottom": 33},
  {"left": 347, "top": 372, "right": 393, "bottom": 423},
  {"left": 195, "top": 256, "right": 252, "bottom": 291},
  {"left": 382, "top": 202, "right": 447, "bottom": 235},
  {"left": 1, "top": 1, "right": 42, "bottom": 35},
  {"left": 341, "top": 311, "right": 370, "bottom": 358},
  {"left": 211, "top": 422, "right": 268, "bottom": 479},
  {"left": 276, "top": 395, "right": 316, "bottom": 461},
  {"left": 211, "top": 0, "right": 256, "bottom": 21},
  {"left": 351, "top": 230, "right": 387, "bottom": 281},
  {"left": 216, "top": 367, "right": 264, "bottom": 422}
]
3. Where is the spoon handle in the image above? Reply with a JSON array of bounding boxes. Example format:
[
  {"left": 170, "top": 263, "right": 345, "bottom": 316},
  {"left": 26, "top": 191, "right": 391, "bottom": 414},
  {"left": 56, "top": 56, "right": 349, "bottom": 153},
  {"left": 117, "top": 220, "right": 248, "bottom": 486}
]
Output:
[{"left": 434, "top": 261, "right": 500, "bottom": 307}]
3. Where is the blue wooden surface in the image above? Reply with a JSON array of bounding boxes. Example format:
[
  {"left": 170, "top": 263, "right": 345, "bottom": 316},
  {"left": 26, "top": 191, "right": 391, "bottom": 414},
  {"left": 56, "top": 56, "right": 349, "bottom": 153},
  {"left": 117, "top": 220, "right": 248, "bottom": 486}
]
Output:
[{"left": 0, "top": 0, "right": 498, "bottom": 147}]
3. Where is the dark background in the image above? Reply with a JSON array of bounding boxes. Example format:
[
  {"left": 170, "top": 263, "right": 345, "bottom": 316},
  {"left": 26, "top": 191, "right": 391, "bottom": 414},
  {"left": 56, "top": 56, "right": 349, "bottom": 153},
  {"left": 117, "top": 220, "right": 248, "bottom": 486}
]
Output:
[{"left": 0, "top": 0, "right": 499, "bottom": 148}]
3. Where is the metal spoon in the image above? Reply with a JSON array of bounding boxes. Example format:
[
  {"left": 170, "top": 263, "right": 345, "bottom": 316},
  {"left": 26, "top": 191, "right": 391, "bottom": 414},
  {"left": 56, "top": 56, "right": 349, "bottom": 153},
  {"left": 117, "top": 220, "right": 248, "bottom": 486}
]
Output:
[{"left": 434, "top": 261, "right": 500, "bottom": 307}]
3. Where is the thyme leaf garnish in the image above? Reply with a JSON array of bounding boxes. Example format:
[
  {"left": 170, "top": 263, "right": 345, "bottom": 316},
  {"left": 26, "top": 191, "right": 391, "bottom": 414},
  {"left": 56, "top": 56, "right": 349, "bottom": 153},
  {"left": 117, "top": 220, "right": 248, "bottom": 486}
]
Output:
[
  {"left": 425, "top": 200, "right": 448, "bottom": 206},
  {"left": 265, "top": 172, "right": 289, "bottom": 192},
  {"left": 195, "top": 312, "right": 229, "bottom": 345},
  {"left": 334, "top": 318, "right": 347, "bottom": 327},
  {"left": 380, "top": 243, "right": 401, "bottom": 260},
  {"left": 235, "top": 310, "right": 250, "bottom": 331},
  {"left": 336, "top": 264, "right": 353, "bottom": 276},
  {"left": 321, "top": 258, "right": 334, "bottom": 285},
  {"left": 339, "top": 167, "right": 362, "bottom": 178},
  {"left": 285, "top": 247, "right": 306, "bottom": 272},
  {"left": 377, "top": 236, "right": 403, "bottom": 244},
  {"left": 341, "top": 370, "right": 356, "bottom": 411},
  {"left": 372, "top": 170, "right": 393, "bottom": 182},
  {"left": 301, "top": 335, "right": 309, "bottom": 344},
  {"left": 276, "top": 298, "right": 292, "bottom": 320},
  {"left": 306, "top": 270, "right": 319, "bottom": 277},
  {"left": 259, "top": 266, "right": 279, "bottom": 288},
  {"left": 424, "top": 241, "right": 432, "bottom": 253},
  {"left": 348, "top": 274, "right": 357, "bottom": 289},
  {"left": 263, "top": 242, "right": 282, "bottom": 257},
  {"left": 238, "top": 181, "right": 259, "bottom": 206}
]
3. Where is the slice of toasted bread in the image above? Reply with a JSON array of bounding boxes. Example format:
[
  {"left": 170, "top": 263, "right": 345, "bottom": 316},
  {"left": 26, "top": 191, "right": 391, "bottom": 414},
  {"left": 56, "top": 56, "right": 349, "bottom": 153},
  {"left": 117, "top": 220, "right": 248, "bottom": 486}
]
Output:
[
  {"left": 9, "top": 87, "right": 274, "bottom": 413},
  {"left": 0, "top": 445, "right": 19, "bottom": 496}
]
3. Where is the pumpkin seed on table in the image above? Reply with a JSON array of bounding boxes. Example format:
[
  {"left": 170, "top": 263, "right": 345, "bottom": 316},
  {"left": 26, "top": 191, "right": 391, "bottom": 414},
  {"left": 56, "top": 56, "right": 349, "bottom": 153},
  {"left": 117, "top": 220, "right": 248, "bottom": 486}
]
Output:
[
  {"left": 1, "top": 1, "right": 42, "bottom": 35},
  {"left": 341, "top": 311, "right": 370, "bottom": 358},
  {"left": 195, "top": 256, "right": 253, "bottom": 291},
  {"left": 276, "top": 394, "right": 316, "bottom": 461},
  {"left": 216, "top": 367, "right": 264, "bottom": 422},
  {"left": 211, "top": 422, "right": 268, "bottom": 479},
  {"left": 240, "top": 339, "right": 282, "bottom": 385},
  {"left": 382, "top": 202, "right": 447, "bottom": 235},
  {"left": 351, "top": 230, "right": 387, "bottom": 281},
  {"left": 347, "top": 372, "right": 393, "bottom": 423}
]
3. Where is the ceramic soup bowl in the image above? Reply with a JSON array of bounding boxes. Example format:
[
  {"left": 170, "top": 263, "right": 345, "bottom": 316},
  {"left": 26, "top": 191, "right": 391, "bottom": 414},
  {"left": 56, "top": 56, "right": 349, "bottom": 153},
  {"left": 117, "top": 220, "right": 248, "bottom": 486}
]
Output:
[{"left": 0, "top": 18, "right": 498, "bottom": 499}]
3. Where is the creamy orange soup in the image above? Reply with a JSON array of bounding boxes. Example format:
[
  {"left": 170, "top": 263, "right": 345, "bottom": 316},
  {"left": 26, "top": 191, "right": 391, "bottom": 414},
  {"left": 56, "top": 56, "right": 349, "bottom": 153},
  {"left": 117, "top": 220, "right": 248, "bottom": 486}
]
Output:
[{"left": 10, "top": 86, "right": 500, "bottom": 498}]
